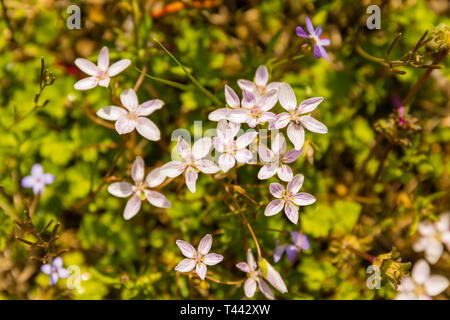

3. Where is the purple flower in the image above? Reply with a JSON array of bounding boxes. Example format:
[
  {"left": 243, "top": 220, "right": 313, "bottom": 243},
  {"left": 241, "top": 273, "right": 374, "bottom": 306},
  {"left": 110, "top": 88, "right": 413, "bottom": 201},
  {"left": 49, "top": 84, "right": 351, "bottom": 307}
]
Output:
[
  {"left": 237, "top": 65, "right": 281, "bottom": 96},
  {"left": 274, "top": 232, "right": 310, "bottom": 263},
  {"left": 160, "top": 136, "right": 219, "bottom": 193},
  {"left": 174, "top": 234, "right": 223, "bottom": 280},
  {"left": 296, "top": 17, "right": 330, "bottom": 61},
  {"left": 213, "top": 120, "right": 258, "bottom": 172},
  {"left": 97, "top": 89, "right": 164, "bottom": 141},
  {"left": 236, "top": 249, "right": 274, "bottom": 300},
  {"left": 391, "top": 95, "right": 406, "bottom": 125},
  {"left": 228, "top": 89, "right": 278, "bottom": 128},
  {"left": 74, "top": 46, "right": 131, "bottom": 90},
  {"left": 21, "top": 164, "right": 55, "bottom": 195},
  {"left": 258, "top": 132, "right": 303, "bottom": 182},
  {"left": 265, "top": 174, "right": 316, "bottom": 224},
  {"left": 41, "top": 257, "right": 70, "bottom": 286},
  {"left": 270, "top": 82, "right": 327, "bottom": 150},
  {"left": 107, "top": 156, "right": 171, "bottom": 220}
]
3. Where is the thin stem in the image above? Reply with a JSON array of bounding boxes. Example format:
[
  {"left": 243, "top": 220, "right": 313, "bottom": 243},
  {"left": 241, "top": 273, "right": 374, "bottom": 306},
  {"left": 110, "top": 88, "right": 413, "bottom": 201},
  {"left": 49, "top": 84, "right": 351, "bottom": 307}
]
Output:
[
  {"left": 133, "top": 65, "right": 190, "bottom": 91},
  {"left": 205, "top": 275, "right": 245, "bottom": 285},
  {"left": 346, "top": 245, "right": 375, "bottom": 263}
]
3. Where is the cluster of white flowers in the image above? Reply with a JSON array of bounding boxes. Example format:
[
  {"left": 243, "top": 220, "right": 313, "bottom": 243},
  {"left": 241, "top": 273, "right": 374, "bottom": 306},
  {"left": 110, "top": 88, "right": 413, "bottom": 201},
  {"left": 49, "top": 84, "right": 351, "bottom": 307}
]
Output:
[{"left": 74, "top": 49, "right": 328, "bottom": 299}]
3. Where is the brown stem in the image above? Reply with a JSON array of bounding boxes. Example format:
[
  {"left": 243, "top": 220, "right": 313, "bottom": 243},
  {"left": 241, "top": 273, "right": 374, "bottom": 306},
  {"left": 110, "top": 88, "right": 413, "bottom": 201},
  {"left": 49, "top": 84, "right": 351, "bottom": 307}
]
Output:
[{"left": 346, "top": 246, "right": 375, "bottom": 263}]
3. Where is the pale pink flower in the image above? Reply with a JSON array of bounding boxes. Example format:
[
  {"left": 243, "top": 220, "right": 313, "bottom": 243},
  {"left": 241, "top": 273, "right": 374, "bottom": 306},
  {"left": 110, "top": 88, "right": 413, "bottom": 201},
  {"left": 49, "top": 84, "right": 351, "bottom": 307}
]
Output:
[
  {"left": 237, "top": 65, "right": 281, "bottom": 96},
  {"left": 97, "top": 89, "right": 163, "bottom": 141},
  {"left": 228, "top": 89, "right": 278, "bottom": 128},
  {"left": 265, "top": 174, "right": 316, "bottom": 224},
  {"left": 208, "top": 85, "right": 242, "bottom": 122},
  {"left": 213, "top": 120, "right": 258, "bottom": 172},
  {"left": 160, "top": 136, "right": 220, "bottom": 193},
  {"left": 264, "top": 259, "right": 288, "bottom": 294},
  {"left": 107, "top": 156, "right": 170, "bottom": 220},
  {"left": 270, "top": 82, "right": 327, "bottom": 150},
  {"left": 258, "top": 132, "right": 302, "bottom": 181},
  {"left": 74, "top": 46, "right": 130, "bottom": 90},
  {"left": 236, "top": 249, "right": 274, "bottom": 300},
  {"left": 174, "top": 234, "right": 223, "bottom": 280},
  {"left": 413, "top": 213, "right": 450, "bottom": 264},
  {"left": 395, "top": 259, "right": 449, "bottom": 300}
]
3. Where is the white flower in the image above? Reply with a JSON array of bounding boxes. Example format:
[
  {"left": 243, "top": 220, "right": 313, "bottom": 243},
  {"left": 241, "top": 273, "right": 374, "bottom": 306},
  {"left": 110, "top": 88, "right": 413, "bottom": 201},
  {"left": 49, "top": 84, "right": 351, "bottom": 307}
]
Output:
[
  {"left": 74, "top": 46, "right": 130, "bottom": 90},
  {"left": 208, "top": 85, "right": 242, "bottom": 122},
  {"left": 265, "top": 174, "right": 316, "bottom": 224},
  {"left": 236, "top": 249, "right": 274, "bottom": 300},
  {"left": 213, "top": 120, "right": 258, "bottom": 172},
  {"left": 174, "top": 234, "right": 223, "bottom": 280},
  {"left": 160, "top": 136, "right": 220, "bottom": 193},
  {"left": 107, "top": 156, "right": 171, "bottom": 220},
  {"left": 258, "top": 132, "right": 303, "bottom": 182},
  {"left": 97, "top": 89, "right": 164, "bottom": 141},
  {"left": 237, "top": 65, "right": 281, "bottom": 96},
  {"left": 413, "top": 212, "right": 450, "bottom": 264},
  {"left": 270, "top": 82, "right": 327, "bottom": 150},
  {"left": 228, "top": 89, "right": 278, "bottom": 128},
  {"left": 395, "top": 259, "right": 448, "bottom": 300}
]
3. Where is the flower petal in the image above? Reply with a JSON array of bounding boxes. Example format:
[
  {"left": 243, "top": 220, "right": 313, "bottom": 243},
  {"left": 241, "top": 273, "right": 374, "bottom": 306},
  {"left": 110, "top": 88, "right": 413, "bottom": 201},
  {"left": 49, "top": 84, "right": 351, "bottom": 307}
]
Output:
[
  {"left": 208, "top": 108, "right": 230, "bottom": 122},
  {"left": 145, "top": 167, "right": 166, "bottom": 188},
  {"left": 259, "top": 89, "right": 278, "bottom": 111},
  {"left": 265, "top": 199, "right": 285, "bottom": 216},
  {"left": 115, "top": 115, "right": 136, "bottom": 134},
  {"left": 136, "top": 117, "right": 161, "bottom": 141},
  {"left": 269, "top": 112, "right": 291, "bottom": 130},
  {"left": 228, "top": 109, "right": 249, "bottom": 123},
  {"left": 131, "top": 156, "right": 145, "bottom": 183},
  {"left": 284, "top": 202, "right": 299, "bottom": 224},
  {"left": 107, "top": 59, "right": 131, "bottom": 77},
  {"left": 41, "top": 264, "right": 52, "bottom": 275},
  {"left": 277, "top": 164, "right": 293, "bottom": 182},
  {"left": 235, "top": 149, "right": 254, "bottom": 163},
  {"left": 176, "top": 240, "right": 196, "bottom": 258},
  {"left": 269, "top": 183, "right": 285, "bottom": 198},
  {"left": 278, "top": 82, "right": 297, "bottom": 112},
  {"left": 144, "top": 190, "right": 171, "bottom": 208},
  {"left": 283, "top": 149, "right": 303, "bottom": 164},
  {"left": 185, "top": 166, "right": 198, "bottom": 193},
  {"left": 247, "top": 249, "right": 257, "bottom": 270},
  {"left": 255, "top": 65, "right": 269, "bottom": 87},
  {"left": 97, "top": 46, "right": 109, "bottom": 70},
  {"left": 292, "top": 192, "right": 316, "bottom": 206},
  {"left": 74, "top": 58, "right": 98, "bottom": 76},
  {"left": 123, "top": 194, "right": 141, "bottom": 220},
  {"left": 265, "top": 262, "right": 288, "bottom": 293},
  {"left": 74, "top": 77, "right": 98, "bottom": 90},
  {"left": 236, "top": 131, "right": 258, "bottom": 148},
  {"left": 175, "top": 258, "right": 196, "bottom": 273},
  {"left": 258, "top": 279, "right": 275, "bottom": 300},
  {"left": 258, "top": 144, "right": 275, "bottom": 163},
  {"left": 244, "top": 278, "right": 257, "bottom": 298},
  {"left": 194, "top": 159, "right": 220, "bottom": 174},
  {"left": 274, "top": 244, "right": 287, "bottom": 263},
  {"left": 236, "top": 262, "right": 251, "bottom": 273},
  {"left": 192, "top": 137, "right": 212, "bottom": 160},
  {"left": 97, "top": 106, "right": 127, "bottom": 121},
  {"left": 425, "top": 241, "right": 443, "bottom": 265},
  {"left": 21, "top": 176, "right": 34, "bottom": 188},
  {"left": 258, "top": 163, "right": 278, "bottom": 180},
  {"left": 298, "top": 97, "right": 324, "bottom": 114},
  {"left": 300, "top": 115, "right": 327, "bottom": 134},
  {"left": 31, "top": 163, "right": 44, "bottom": 177},
  {"left": 272, "top": 132, "right": 287, "bottom": 155},
  {"left": 120, "top": 88, "right": 139, "bottom": 112},
  {"left": 225, "top": 85, "right": 240, "bottom": 108},
  {"left": 203, "top": 253, "right": 223, "bottom": 266},
  {"left": 108, "top": 182, "right": 133, "bottom": 198},
  {"left": 412, "top": 259, "right": 430, "bottom": 285},
  {"left": 160, "top": 161, "right": 185, "bottom": 178},
  {"left": 319, "top": 45, "right": 329, "bottom": 61},
  {"left": 287, "top": 122, "right": 305, "bottom": 150},
  {"left": 425, "top": 275, "right": 449, "bottom": 296},
  {"left": 53, "top": 257, "right": 63, "bottom": 268},
  {"left": 237, "top": 79, "right": 256, "bottom": 92},
  {"left": 296, "top": 26, "right": 309, "bottom": 38},
  {"left": 198, "top": 234, "right": 212, "bottom": 255},
  {"left": 136, "top": 99, "right": 164, "bottom": 116},
  {"left": 286, "top": 245, "right": 299, "bottom": 262},
  {"left": 287, "top": 174, "right": 304, "bottom": 194},
  {"left": 196, "top": 263, "right": 207, "bottom": 280},
  {"left": 218, "top": 153, "right": 235, "bottom": 173},
  {"left": 305, "top": 16, "right": 315, "bottom": 35}
]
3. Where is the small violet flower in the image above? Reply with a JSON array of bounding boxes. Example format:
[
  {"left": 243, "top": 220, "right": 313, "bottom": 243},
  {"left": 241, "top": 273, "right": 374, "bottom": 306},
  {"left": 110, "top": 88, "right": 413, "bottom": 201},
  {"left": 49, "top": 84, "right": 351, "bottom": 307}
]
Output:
[
  {"left": 258, "top": 132, "right": 302, "bottom": 182},
  {"left": 395, "top": 259, "right": 449, "bottom": 300},
  {"left": 41, "top": 257, "right": 70, "bottom": 286},
  {"left": 237, "top": 65, "right": 281, "bottom": 96},
  {"left": 107, "top": 156, "right": 171, "bottom": 220},
  {"left": 274, "top": 232, "right": 309, "bottom": 263},
  {"left": 270, "top": 82, "right": 327, "bottom": 150},
  {"left": 160, "top": 136, "right": 220, "bottom": 193},
  {"left": 296, "top": 16, "right": 330, "bottom": 61},
  {"left": 413, "top": 213, "right": 450, "bottom": 264},
  {"left": 228, "top": 89, "right": 278, "bottom": 128},
  {"left": 213, "top": 120, "right": 258, "bottom": 172},
  {"left": 97, "top": 88, "right": 164, "bottom": 141},
  {"left": 265, "top": 174, "right": 316, "bottom": 224},
  {"left": 175, "top": 234, "right": 223, "bottom": 280},
  {"left": 21, "top": 163, "right": 55, "bottom": 195},
  {"left": 236, "top": 249, "right": 274, "bottom": 300},
  {"left": 74, "top": 46, "right": 131, "bottom": 90}
]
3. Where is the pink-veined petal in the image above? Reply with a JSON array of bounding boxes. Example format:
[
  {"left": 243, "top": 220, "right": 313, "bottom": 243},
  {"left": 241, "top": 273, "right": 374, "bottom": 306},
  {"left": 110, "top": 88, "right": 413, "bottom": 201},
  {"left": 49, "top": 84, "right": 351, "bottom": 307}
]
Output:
[
  {"left": 218, "top": 153, "right": 235, "bottom": 173},
  {"left": 284, "top": 201, "right": 299, "bottom": 224},
  {"left": 300, "top": 115, "right": 328, "bottom": 134},
  {"left": 258, "top": 279, "right": 275, "bottom": 300},
  {"left": 175, "top": 258, "right": 196, "bottom": 273},
  {"left": 259, "top": 89, "right": 278, "bottom": 111},
  {"left": 98, "top": 77, "right": 110, "bottom": 87},
  {"left": 274, "top": 244, "right": 287, "bottom": 263},
  {"left": 136, "top": 99, "right": 164, "bottom": 116},
  {"left": 287, "top": 174, "right": 304, "bottom": 194},
  {"left": 271, "top": 132, "right": 287, "bottom": 155},
  {"left": 283, "top": 149, "right": 303, "bottom": 163},
  {"left": 131, "top": 156, "right": 145, "bottom": 183},
  {"left": 192, "top": 137, "right": 212, "bottom": 160},
  {"left": 265, "top": 262, "right": 288, "bottom": 293},
  {"left": 74, "top": 58, "right": 98, "bottom": 76},
  {"left": 160, "top": 161, "right": 185, "bottom": 178},
  {"left": 120, "top": 88, "right": 139, "bottom": 111},
  {"left": 185, "top": 166, "right": 198, "bottom": 193},
  {"left": 107, "top": 182, "right": 133, "bottom": 198},
  {"left": 196, "top": 263, "right": 207, "bottom": 280},
  {"left": 244, "top": 278, "right": 257, "bottom": 298},
  {"left": 97, "top": 46, "right": 109, "bottom": 70},
  {"left": 194, "top": 159, "right": 220, "bottom": 174},
  {"left": 136, "top": 117, "right": 161, "bottom": 141},
  {"left": 208, "top": 108, "right": 229, "bottom": 121},
  {"left": 74, "top": 77, "right": 98, "bottom": 90},
  {"left": 287, "top": 122, "right": 305, "bottom": 150},
  {"left": 235, "top": 149, "right": 253, "bottom": 163},
  {"left": 269, "top": 183, "right": 285, "bottom": 198},
  {"left": 236, "top": 131, "right": 258, "bottom": 148},
  {"left": 97, "top": 106, "right": 126, "bottom": 121},
  {"left": 176, "top": 240, "right": 196, "bottom": 258},
  {"left": 269, "top": 113, "right": 291, "bottom": 130},
  {"left": 292, "top": 192, "right": 316, "bottom": 206},
  {"left": 144, "top": 190, "right": 171, "bottom": 208},
  {"left": 264, "top": 199, "right": 285, "bottom": 216},
  {"left": 305, "top": 16, "right": 315, "bottom": 35},
  {"left": 278, "top": 83, "right": 297, "bottom": 112},
  {"left": 296, "top": 26, "right": 309, "bottom": 38},
  {"left": 236, "top": 262, "right": 251, "bottom": 273},
  {"left": 123, "top": 194, "right": 141, "bottom": 220},
  {"left": 319, "top": 45, "right": 329, "bottom": 61},
  {"left": 107, "top": 59, "right": 131, "bottom": 77},
  {"left": 203, "top": 253, "right": 223, "bottom": 266},
  {"left": 145, "top": 167, "right": 166, "bottom": 188},
  {"left": 298, "top": 97, "right": 324, "bottom": 114},
  {"left": 225, "top": 85, "right": 240, "bottom": 108},
  {"left": 115, "top": 115, "right": 136, "bottom": 135},
  {"left": 177, "top": 136, "right": 192, "bottom": 160},
  {"left": 237, "top": 79, "right": 256, "bottom": 92},
  {"left": 228, "top": 109, "right": 248, "bottom": 123},
  {"left": 198, "top": 234, "right": 212, "bottom": 255},
  {"left": 247, "top": 249, "right": 257, "bottom": 270},
  {"left": 277, "top": 164, "right": 293, "bottom": 182},
  {"left": 258, "top": 144, "right": 275, "bottom": 163},
  {"left": 258, "top": 163, "right": 278, "bottom": 180},
  {"left": 242, "top": 90, "right": 256, "bottom": 109},
  {"left": 255, "top": 65, "right": 269, "bottom": 87}
]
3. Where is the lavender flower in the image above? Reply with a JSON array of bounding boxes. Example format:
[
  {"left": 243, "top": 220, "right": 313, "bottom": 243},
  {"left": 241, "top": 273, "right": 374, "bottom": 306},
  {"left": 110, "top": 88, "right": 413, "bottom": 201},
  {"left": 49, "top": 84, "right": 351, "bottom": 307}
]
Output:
[
  {"left": 265, "top": 174, "right": 316, "bottom": 224},
  {"left": 41, "top": 257, "right": 70, "bottom": 286},
  {"left": 160, "top": 136, "right": 220, "bottom": 193},
  {"left": 21, "top": 163, "right": 55, "bottom": 195},
  {"left": 274, "top": 232, "right": 310, "bottom": 263},
  {"left": 107, "top": 156, "right": 171, "bottom": 220},
  {"left": 237, "top": 65, "right": 281, "bottom": 96},
  {"left": 258, "top": 132, "right": 302, "bottom": 181},
  {"left": 236, "top": 249, "right": 274, "bottom": 300},
  {"left": 175, "top": 234, "right": 223, "bottom": 280},
  {"left": 392, "top": 95, "right": 405, "bottom": 125},
  {"left": 270, "top": 82, "right": 327, "bottom": 150},
  {"left": 74, "top": 46, "right": 131, "bottom": 90},
  {"left": 213, "top": 120, "right": 258, "bottom": 172},
  {"left": 97, "top": 89, "right": 164, "bottom": 141},
  {"left": 395, "top": 259, "right": 449, "bottom": 300},
  {"left": 296, "top": 17, "right": 330, "bottom": 61}
]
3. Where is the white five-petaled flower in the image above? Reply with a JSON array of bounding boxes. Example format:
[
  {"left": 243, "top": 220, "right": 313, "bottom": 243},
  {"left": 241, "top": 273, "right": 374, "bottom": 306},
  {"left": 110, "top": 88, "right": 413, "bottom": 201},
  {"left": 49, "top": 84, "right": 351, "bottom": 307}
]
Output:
[
  {"left": 413, "top": 212, "right": 450, "bottom": 264},
  {"left": 107, "top": 156, "right": 171, "bottom": 220},
  {"left": 395, "top": 259, "right": 449, "bottom": 300},
  {"left": 228, "top": 89, "right": 278, "bottom": 128},
  {"left": 237, "top": 65, "right": 280, "bottom": 96},
  {"left": 270, "top": 82, "right": 327, "bottom": 150},
  {"left": 213, "top": 120, "right": 258, "bottom": 172},
  {"left": 160, "top": 136, "right": 220, "bottom": 193},
  {"left": 97, "top": 89, "right": 164, "bottom": 141},
  {"left": 236, "top": 249, "right": 274, "bottom": 300},
  {"left": 21, "top": 163, "right": 55, "bottom": 195},
  {"left": 74, "top": 46, "right": 131, "bottom": 90},
  {"left": 258, "top": 132, "right": 303, "bottom": 182},
  {"left": 175, "top": 234, "right": 224, "bottom": 280},
  {"left": 265, "top": 174, "right": 316, "bottom": 224},
  {"left": 208, "top": 85, "right": 242, "bottom": 122}
]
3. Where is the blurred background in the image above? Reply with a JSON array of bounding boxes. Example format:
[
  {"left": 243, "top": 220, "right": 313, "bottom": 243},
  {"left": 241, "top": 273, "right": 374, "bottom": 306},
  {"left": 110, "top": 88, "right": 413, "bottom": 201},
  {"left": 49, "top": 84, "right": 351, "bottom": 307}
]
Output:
[{"left": 0, "top": 0, "right": 449, "bottom": 299}]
